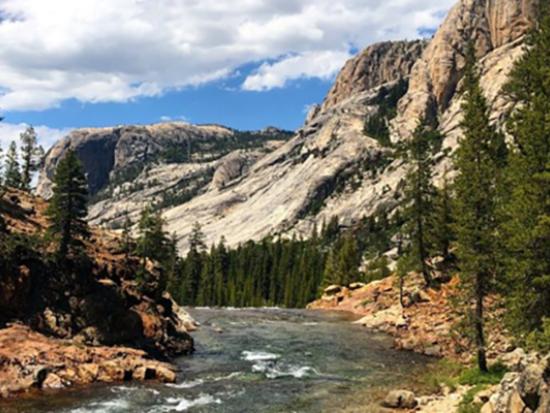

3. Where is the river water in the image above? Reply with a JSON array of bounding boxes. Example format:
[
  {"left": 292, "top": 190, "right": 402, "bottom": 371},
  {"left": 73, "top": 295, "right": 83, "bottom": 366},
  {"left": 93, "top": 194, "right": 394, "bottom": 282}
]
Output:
[{"left": 2, "top": 308, "right": 432, "bottom": 413}]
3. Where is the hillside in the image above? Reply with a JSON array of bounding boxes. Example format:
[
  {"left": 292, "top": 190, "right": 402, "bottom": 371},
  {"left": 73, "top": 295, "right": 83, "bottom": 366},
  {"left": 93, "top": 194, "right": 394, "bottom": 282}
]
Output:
[{"left": 0, "top": 189, "right": 196, "bottom": 397}]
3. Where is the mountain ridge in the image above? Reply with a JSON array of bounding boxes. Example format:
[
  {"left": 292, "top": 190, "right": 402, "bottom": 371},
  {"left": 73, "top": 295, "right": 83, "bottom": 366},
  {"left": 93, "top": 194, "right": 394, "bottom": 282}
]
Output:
[{"left": 37, "top": 0, "right": 539, "bottom": 253}]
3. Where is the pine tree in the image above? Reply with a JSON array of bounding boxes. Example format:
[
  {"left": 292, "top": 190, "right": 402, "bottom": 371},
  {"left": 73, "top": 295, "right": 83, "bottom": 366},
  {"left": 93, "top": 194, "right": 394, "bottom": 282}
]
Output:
[
  {"left": 184, "top": 222, "right": 206, "bottom": 304},
  {"left": 431, "top": 167, "right": 455, "bottom": 261},
  {"left": 335, "top": 233, "right": 360, "bottom": 286},
  {"left": 322, "top": 247, "right": 338, "bottom": 287},
  {"left": 197, "top": 245, "right": 215, "bottom": 306},
  {"left": 213, "top": 236, "right": 229, "bottom": 306},
  {"left": 19, "top": 126, "right": 43, "bottom": 191},
  {"left": 119, "top": 210, "right": 133, "bottom": 262},
  {"left": 402, "top": 117, "right": 439, "bottom": 287},
  {"left": 453, "top": 45, "right": 507, "bottom": 372},
  {"left": 135, "top": 205, "right": 169, "bottom": 264},
  {"left": 46, "top": 150, "right": 90, "bottom": 258},
  {"left": 501, "top": 8, "right": 550, "bottom": 347},
  {"left": 4, "top": 141, "right": 21, "bottom": 189}
]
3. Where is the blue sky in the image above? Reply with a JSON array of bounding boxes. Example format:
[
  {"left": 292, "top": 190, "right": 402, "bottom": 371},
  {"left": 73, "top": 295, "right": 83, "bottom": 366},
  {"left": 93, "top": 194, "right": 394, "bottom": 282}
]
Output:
[
  {"left": 4, "top": 68, "right": 331, "bottom": 132},
  {"left": 0, "top": 0, "right": 455, "bottom": 149}
]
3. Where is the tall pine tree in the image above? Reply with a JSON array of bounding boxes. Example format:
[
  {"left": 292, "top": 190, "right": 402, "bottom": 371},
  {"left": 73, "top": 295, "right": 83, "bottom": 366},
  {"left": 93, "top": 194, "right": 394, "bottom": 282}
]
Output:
[
  {"left": 19, "top": 126, "right": 43, "bottom": 191},
  {"left": 46, "top": 150, "right": 90, "bottom": 258},
  {"left": 453, "top": 45, "right": 507, "bottom": 372},
  {"left": 4, "top": 141, "right": 21, "bottom": 189},
  {"left": 501, "top": 8, "right": 550, "bottom": 347}
]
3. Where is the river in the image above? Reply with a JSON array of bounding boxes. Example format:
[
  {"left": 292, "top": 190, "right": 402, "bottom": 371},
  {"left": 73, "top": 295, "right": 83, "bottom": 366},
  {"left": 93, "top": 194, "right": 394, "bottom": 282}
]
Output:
[{"left": 2, "top": 308, "right": 432, "bottom": 413}]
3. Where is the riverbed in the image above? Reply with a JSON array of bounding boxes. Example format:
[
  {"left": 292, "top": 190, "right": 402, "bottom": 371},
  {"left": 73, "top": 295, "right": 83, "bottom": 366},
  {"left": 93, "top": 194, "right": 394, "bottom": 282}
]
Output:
[{"left": 1, "top": 308, "right": 432, "bottom": 412}]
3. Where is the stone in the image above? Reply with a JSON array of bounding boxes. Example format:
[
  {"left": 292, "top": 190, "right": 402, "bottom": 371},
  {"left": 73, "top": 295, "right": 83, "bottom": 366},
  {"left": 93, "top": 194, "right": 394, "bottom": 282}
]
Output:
[
  {"left": 383, "top": 390, "right": 417, "bottom": 409},
  {"left": 500, "top": 348, "right": 527, "bottom": 371},
  {"left": 348, "top": 282, "right": 366, "bottom": 291},
  {"left": 323, "top": 285, "right": 342, "bottom": 296}
]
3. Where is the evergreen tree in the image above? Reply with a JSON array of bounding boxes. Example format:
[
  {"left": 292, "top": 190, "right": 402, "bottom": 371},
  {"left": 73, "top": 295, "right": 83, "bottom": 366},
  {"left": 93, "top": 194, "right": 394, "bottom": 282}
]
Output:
[
  {"left": 4, "top": 141, "right": 21, "bottom": 189},
  {"left": 401, "top": 117, "right": 439, "bottom": 287},
  {"left": 19, "top": 126, "right": 43, "bottom": 191},
  {"left": 213, "top": 237, "right": 229, "bottom": 306},
  {"left": 335, "top": 233, "right": 360, "bottom": 286},
  {"left": 135, "top": 205, "right": 170, "bottom": 264},
  {"left": 431, "top": 167, "right": 455, "bottom": 261},
  {"left": 453, "top": 45, "right": 507, "bottom": 372},
  {"left": 501, "top": 8, "right": 550, "bottom": 347},
  {"left": 119, "top": 210, "right": 133, "bottom": 262},
  {"left": 46, "top": 150, "right": 90, "bottom": 258},
  {"left": 184, "top": 222, "right": 206, "bottom": 304},
  {"left": 322, "top": 247, "right": 338, "bottom": 287},
  {"left": 197, "top": 245, "right": 215, "bottom": 306}
]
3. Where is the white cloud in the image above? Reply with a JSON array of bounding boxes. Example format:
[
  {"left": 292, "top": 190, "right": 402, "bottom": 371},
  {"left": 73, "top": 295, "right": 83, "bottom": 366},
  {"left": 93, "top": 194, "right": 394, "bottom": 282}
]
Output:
[
  {"left": 0, "top": 122, "right": 70, "bottom": 151},
  {"left": 0, "top": 0, "right": 456, "bottom": 110},
  {"left": 242, "top": 50, "right": 353, "bottom": 91}
]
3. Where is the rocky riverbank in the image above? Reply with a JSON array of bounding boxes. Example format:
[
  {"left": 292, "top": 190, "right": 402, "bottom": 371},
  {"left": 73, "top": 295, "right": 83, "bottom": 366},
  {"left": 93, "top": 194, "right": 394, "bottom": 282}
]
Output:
[
  {"left": 309, "top": 275, "right": 550, "bottom": 412},
  {"left": 308, "top": 273, "right": 511, "bottom": 361},
  {"left": 0, "top": 324, "right": 177, "bottom": 398}
]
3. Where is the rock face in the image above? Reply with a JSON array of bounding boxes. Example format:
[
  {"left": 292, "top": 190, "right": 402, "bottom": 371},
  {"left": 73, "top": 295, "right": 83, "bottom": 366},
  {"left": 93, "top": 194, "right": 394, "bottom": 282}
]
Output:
[
  {"left": 38, "top": 0, "right": 539, "bottom": 253},
  {"left": 320, "top": 40, "right": 426, "bottom": 112},
  {"left": 393, "top": 0, "right": 539, "bottom": 138}
]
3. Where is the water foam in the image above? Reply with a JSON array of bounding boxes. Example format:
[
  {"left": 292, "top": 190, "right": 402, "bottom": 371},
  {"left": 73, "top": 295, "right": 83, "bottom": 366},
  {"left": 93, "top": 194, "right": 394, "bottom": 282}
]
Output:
[
  {"left": 241, "top": 350, "right": 280, "bottom": 361},
  {"left": 167, "top": 394, "right": 222, "bottom": 411}
]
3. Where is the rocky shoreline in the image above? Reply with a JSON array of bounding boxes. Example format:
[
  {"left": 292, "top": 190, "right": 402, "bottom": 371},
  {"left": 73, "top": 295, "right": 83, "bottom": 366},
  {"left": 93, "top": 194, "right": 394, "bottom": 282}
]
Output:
[
  {"left": 308, "top": 273, "right": 511, "bottom": 361},
  {"left": 0, "top": 324, "right": 177, "bottom": 399},
  {"left": 308, "top": 276, "right": 550, "bottom": 412}
]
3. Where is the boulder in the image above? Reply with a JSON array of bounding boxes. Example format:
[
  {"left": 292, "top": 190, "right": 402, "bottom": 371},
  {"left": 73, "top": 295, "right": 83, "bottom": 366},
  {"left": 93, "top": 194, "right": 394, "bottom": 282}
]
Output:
[
  {"left": 348, "top": 282, "right": 366, "bottom": 291},
  {"left": 323, "top": 285, "right": 342, "bottom": 296},
  {"left": 383, "top": 389, "right": 417, "bottom": 409}
]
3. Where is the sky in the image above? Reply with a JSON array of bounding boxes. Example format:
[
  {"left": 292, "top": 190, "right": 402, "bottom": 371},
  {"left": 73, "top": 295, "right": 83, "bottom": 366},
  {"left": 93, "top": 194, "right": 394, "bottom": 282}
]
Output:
[{"left": 0, "top": 0, "right": 456, "bottom": 150}]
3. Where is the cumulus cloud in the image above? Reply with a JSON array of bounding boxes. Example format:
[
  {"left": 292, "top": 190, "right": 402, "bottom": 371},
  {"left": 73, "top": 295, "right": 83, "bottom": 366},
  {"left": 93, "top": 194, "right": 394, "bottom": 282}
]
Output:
[
  {"left": 0, "top": 0, "right": 456, "bottom": 110},
  {"left": 242, "top": 50, "right": 353, "bottom": 91}
]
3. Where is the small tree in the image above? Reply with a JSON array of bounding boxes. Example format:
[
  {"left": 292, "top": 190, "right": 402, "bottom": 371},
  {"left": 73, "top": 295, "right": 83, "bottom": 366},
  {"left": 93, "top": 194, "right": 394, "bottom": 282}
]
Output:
[
  {"left": 46, "top": 150, "right": 90, "bottom": 258},
  {"left": 453, "top": 45, "right": 507, "bottom": 372},
  {"left": 4, "top": 141, "right": 21, "bottom": 189},
  {"left": 19, "top": 126, "right": 44, "bottom": 191}
]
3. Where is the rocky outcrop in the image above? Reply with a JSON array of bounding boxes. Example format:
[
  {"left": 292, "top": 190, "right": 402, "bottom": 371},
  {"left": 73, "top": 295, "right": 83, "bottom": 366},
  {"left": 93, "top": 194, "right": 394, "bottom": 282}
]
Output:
[
  {"left": 393, "top": 0, "right": 538, "bottom": 139},
  {"left": 0, "top": 324, "right": 177, "bottom": 399},
  {"left": 482, "top": 353, "right": 550, "bottom": 413},
  {"left": 320, "top": 40, "right": 426, "bottom": 113}
]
